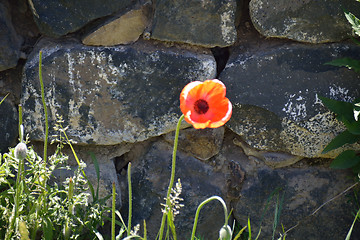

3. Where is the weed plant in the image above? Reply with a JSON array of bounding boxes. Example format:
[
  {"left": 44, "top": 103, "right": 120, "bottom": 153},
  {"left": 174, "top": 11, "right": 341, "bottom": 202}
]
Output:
[
  {"left": 319, "top": 2, "right": 360, "bottom": 239},
  {"left": 0, "top": 52, "right": 109, "bottom": 239},
  {"left": 0, "top": 118, "right": 109, "bottom": 239}
]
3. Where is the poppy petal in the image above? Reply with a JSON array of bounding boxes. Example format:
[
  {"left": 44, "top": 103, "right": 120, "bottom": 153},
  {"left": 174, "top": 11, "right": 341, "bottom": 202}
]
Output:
[
  {"left": 208, "top": 100, "right": 232, "bottom": 128},
  {"left": 185, "top": 110, "right": 211, "bottom": 129},
  {"left": 198, "top": 79, "right": 226, "bottom": 101},
  {"left": 179, "top": 79, "right": 232, "bottom": 129}
]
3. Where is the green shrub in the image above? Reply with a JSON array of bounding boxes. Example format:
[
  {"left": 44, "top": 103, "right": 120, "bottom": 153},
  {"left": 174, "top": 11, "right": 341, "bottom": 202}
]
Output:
[
  {"left": 0, "top": 125, "right": 108, "bottom": 239},
  {"left": 321, "top": 6, "right": 360, "bottom": 173}
]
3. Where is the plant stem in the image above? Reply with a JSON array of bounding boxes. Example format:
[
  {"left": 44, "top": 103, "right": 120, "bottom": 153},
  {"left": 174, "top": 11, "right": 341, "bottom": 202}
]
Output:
[
  {"left": 158, "top": 114, "right": 184, "bottom": 240},
  {"left": 345, "top": 207, "right": 360, "bottom": 240},
  {"left": 5, "top": 161, "right": 23, "bottom": 240},
  {"left": 0, "top": 92, "right": 9, "bottom": 105},
  {"left": 39, "top": 51, "right": 48, "bottom": 163},
  {"left": 112, "top": 182, "right": 116, "bottom": 240},
  {"left": 65, "top": 177, "right": 74, "bottom": 240},
  {"left": 127, "top": 162, "right": 132, "bottom": 237},
  {"left": 33, "top": 51, "right": 49, "bottom": 239},
  {"left": 190, "top": 196, "right": 228, "bottom": 240},
  {"left": 18, "top": 104, "right": 23, "bottom": 142},
  {"left": 5, "top": 106, "right": 26, "bottom": 240}
]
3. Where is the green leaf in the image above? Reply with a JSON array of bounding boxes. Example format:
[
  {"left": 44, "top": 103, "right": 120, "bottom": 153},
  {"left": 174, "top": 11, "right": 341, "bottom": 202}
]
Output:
[
  {"left": 350, "top": 35, "right": 360, "bottom": 45},
  {"left": 91, "top": 227, "right": 104, "bottom": 240},
  {"left": 319, "top": 98, "right": 360, "bottom": 134},
  {"left": 322, "top": 130, "right": 360, "bottom": 153},
  {"left": 345, "top": 11, "right": 360, "bottom": 37},
  {"left": 42, "top": 217, "right": 53, "bottom": 240},
  {"left": 324, "top": 57, "right": 360, "bottom": 73},
  {"left": 83, "top": 173, "right": 95, "bottom": 200},
  {"left": 19, "top": 221, "right": 30, "bottom": 240},
  {"left": 89, "top": 152, "right": 100, "bottom": 200},
  {"left": 343, "top": 118, "right": 360, "bottom": 135},
  {"left": 319, "top": 96, "right": 355, "bottom": 123},
  {"left": 351, "top": 161, "right": 360, "bottom": 174},
  {"left": 330, "top": 150, "right": 360, "bottom": 169}
]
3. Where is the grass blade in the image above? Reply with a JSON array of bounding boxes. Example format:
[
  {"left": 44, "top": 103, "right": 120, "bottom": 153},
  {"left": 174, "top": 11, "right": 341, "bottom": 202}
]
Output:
[
  {"left": 89, "top": 152, "right": 100, "bottom": 200},
  {"left": 0, "top": 93, "right": 9, "bottom": 105},
  {"left": 233, "top": 225, "right": 247, "bottom": 240},
  {"left": 127, "top": 163, "right": 132, "bottom": 237},
  {"left": 247, "top": 218, "right": 251, "bottom": 240},
  {"left": 112, "top": 182, "right": 116, "bottom": 240},
  {"left": 143, "top": 220, "right": 147, "bottom": 240},
  {"left": 345, "top": 208, "right": 360, "bottom": 240}
]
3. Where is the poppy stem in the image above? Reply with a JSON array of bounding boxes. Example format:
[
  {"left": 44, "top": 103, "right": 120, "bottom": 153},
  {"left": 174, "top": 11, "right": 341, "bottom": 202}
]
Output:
[
  {"left": 158, "top": 114, "right": 184, "bottom": 240},
  {"left": 190, "top": 196, "right": 229, "bottom": 240}
]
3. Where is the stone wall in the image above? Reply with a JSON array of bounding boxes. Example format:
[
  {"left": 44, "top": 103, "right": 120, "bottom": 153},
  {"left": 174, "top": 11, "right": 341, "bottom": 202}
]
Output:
[{"left": 1, "top": 0, "right": 360, "bottom": 239}]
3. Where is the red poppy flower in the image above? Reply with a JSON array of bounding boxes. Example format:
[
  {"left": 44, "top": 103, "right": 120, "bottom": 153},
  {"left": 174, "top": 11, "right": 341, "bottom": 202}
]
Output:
[{"left": 180, "top": 79, "right": 232, "bottom": 129}]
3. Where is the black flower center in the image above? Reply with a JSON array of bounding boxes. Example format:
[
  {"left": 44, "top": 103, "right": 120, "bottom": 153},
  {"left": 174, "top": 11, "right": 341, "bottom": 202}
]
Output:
[{"left": 194, "top": 99, "right": 209, "bottom": 114}]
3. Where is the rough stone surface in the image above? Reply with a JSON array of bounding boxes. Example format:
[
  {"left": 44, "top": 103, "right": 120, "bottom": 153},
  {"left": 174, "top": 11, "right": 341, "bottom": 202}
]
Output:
[
  {"left": 233, "top": 138, "right": 302, "bottom": 168},
  {"left": 151, "top": 0, "right": 237, "bottom": 47},
  {"left": 163, "top": 126, "right": 225, "bottom": 161},
  {"left": 28, "top": 0, "right": 133, "bottom": 37},
  {"left": 249, "top": 0, "right": 360, "bottom": 43},
  {"left": 0, "top": 97, "right": 18, "bottom": 153},
  {"left": 234, "top": 166, "right": 360, "bottom": 239},
  {"left": 220, "top": 42, "right": 360, "bottom": 158},
  {"left": 219, "top": 132, "right": 360, "bottom": 240},
  {"left": 82, "top": 7, "right": 150, "bottom": 46},
  {"left": 85, "top": 160, "right": 122, "bottom": 207},
  {"left": 21, "top": 39, "right": 216, "bottom": 145},
  {"left": 59, "top": 142, "right": 133, "bottom": 166},
  {"left": 0, "top": 0, "right": 23, "bottom": 71},
  {"left": 119, "top": 139, "right": 229, "bottom": 239},
  {"left": 0, "top": 65, "right": 23, "bottom": 104}
]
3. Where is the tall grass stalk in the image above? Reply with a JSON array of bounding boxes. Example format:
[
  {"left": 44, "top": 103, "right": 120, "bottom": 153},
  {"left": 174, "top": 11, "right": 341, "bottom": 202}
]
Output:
[
  {"left": 272, "top": 191, "right": 284, "bottom": 240},
  {"left": 127, "top": 163, "right": 132, "bottom": 237},
  {"left": 18, "top": 105, "right": 23, "bottom": 142},
  {"left": 64, "top": 177, "right": 74, "bottom": 240},
  {"left": 143, "top": 220, "right": 147, "bottom": 240},
  {"left": 112, "top": 182, "right": 116, "bottom": 240},
  {"left": 158, "top": 114, "right": 184, "bottom": 240},
  {"left": 38, "top": 51, "right": 48, "bottom": 163},
  {"left": 30, "top": 50, "right": 49, "bottom": 239},
  {"left": 247, "top": 218, "right": 251, "bottom": 240}
]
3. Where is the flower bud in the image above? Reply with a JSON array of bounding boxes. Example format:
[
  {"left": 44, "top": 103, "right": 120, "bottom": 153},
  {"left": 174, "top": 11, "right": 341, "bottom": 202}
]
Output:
[
  {"left": 14, "top": 142, "right": 27, "bottom": 160},
  {"left": 219, "top": 225, "right": 232, "bottom": 240},
  {"left": 68, "top": 177, "right": 74, "bottom": 200}
]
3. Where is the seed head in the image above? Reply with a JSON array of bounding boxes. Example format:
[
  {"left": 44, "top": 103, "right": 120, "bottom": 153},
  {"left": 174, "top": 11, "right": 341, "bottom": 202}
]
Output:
[{"left": 14, "top": 142, "right": 27, "bottom": 160}]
